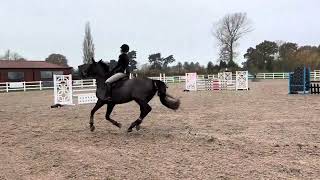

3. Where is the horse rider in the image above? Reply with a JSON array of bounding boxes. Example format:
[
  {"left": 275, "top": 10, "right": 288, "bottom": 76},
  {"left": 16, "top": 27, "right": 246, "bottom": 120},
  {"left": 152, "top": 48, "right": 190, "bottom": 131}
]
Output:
[{"left": 105, "top": 44, "right": 130, "bottom": 101}]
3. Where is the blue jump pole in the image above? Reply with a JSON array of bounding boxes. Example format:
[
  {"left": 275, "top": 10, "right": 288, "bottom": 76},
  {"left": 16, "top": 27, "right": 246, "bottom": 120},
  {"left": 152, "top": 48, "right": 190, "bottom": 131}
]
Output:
[
  {"left": 303, "top": 66, "right": 306, "bottom": 94},
  {"left": 288, "top": 72, "right": 291, "bottom": 94}
]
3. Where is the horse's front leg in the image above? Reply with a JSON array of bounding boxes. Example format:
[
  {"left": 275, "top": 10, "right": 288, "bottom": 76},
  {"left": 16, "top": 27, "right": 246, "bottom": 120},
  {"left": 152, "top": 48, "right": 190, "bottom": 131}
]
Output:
[{"left": 90, "top": 100, "right": 105, "bottom": 131}]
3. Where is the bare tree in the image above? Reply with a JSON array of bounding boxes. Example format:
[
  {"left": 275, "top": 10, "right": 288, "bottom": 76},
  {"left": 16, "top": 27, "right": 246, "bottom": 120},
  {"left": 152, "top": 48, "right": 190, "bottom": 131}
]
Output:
[
  {"left": 213, "top": 12, "right": 252, "bottom": 65},
  {"left": 12, "top": 52, "right": 23, "bottom": 60},
  {"left": 2, "top": 50, "right": 11, "bottom": 60},
  {"left": 83, "top": 22, "right": 95, "bottom": 64}
]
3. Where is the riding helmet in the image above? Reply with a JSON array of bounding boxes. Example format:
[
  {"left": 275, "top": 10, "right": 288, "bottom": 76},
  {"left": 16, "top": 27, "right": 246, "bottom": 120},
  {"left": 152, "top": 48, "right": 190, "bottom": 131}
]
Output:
[{"left": 120, "top": 44, "right": 130, "bottom": 52}]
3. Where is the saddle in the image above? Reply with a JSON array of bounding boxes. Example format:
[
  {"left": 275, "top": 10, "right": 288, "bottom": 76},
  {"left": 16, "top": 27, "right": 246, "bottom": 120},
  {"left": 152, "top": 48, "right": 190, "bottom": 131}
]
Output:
[
  {"left": 101, "top": 75, "right": 128, "bottom": 101},
  {"left": 110, "top": 75, "right": 130, "bottom": 88}
]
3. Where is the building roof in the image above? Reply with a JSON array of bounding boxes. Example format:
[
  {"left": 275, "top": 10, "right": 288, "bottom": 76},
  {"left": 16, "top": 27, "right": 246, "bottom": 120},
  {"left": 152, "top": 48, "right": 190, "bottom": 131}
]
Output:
[{"left": 0, "top": 60, "right": 72, "bottom": 69}]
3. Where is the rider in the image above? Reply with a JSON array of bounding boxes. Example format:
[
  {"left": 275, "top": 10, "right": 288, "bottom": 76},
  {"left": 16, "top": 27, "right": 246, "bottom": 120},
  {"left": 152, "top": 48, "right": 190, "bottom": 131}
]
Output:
[{"left": 105, "top": 44, "right": 130, "bottom": 101}]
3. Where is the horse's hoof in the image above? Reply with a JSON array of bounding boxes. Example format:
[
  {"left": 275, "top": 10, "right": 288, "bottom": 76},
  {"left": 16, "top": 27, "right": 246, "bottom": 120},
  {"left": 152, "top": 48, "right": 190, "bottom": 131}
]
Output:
[
  {"left": 116, "top": 123, "right": 122, "bottom": 129},
  {"left": 90, "top": 125, "right": 95, "bottom": 132},
  {"left": 136, "top": 125, "right": 141, "bottom": 131},
  {"left": 127, "top": 128, "right": 133, "bottom": 133}
]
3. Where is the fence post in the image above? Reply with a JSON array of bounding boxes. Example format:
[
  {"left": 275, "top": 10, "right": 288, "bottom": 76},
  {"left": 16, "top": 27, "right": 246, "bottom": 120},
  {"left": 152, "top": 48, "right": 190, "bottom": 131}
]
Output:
[
  {"left": 273, "top": 73, "right": 275, "bottom": 79},
  {"left": 6, "top": 82, "right": 9, "bottom": 92},
  {"left": 283, "top": 73, "right": 285, "bottom": 79},
  {"left": 23, "top": 82, "right": 26, "bottom": 91},
  {"left": 39, "top": 81, "right": 42, "bottom": 90}
]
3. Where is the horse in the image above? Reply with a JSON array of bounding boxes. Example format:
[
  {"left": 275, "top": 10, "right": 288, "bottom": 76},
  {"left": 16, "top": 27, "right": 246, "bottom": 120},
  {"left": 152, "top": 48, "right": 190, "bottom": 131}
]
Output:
[{"left": 78, "top": 58, "right": 180, "bottom": 132}]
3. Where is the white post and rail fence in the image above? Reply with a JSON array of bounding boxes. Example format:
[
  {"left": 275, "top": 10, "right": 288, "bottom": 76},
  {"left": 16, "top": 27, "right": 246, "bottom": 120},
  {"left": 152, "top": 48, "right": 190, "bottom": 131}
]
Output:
[{"left": 1, "top": 71, "right": 320, "bottom": 93}]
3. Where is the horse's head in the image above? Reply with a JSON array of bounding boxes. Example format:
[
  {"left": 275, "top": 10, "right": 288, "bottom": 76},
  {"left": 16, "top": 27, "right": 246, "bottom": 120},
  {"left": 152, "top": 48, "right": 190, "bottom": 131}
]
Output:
[{"left": 78, "top": 58, "right": 110, "bottom": 79}]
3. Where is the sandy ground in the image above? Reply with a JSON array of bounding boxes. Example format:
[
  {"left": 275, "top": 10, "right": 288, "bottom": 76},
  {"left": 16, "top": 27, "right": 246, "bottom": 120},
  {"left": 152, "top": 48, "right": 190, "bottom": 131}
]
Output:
[{"left": 0, "top": 80, "right": 319, "bottom": 180}]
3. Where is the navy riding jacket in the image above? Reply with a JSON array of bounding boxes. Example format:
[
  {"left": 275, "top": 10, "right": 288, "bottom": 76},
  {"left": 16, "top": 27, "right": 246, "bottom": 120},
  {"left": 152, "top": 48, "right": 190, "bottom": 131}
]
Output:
[{"left": 111, "top": 53, "right": 130, "bottom": 74}]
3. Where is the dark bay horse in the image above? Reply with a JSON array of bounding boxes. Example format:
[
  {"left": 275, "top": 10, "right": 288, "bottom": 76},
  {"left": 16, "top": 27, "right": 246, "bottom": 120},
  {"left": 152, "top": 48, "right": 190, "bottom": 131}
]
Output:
[{"left": 78, "top": 58, "right": 180, "bottom": 132}]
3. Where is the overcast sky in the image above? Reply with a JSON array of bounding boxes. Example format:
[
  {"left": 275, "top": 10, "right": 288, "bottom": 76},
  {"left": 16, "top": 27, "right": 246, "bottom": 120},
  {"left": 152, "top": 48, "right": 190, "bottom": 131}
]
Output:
[{"left": 0, "top": 0, "right": 319, "bottom": 68}]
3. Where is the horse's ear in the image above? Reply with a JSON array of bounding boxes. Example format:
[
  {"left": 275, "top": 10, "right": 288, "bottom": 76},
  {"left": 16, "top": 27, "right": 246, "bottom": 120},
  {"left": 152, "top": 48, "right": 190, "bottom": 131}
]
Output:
[{"left": 91, "top": 57, "right": 96, "bottom": 64}]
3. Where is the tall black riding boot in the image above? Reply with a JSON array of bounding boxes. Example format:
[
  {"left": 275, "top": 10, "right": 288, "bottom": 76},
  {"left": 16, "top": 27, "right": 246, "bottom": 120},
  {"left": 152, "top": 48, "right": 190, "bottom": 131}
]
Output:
[{"left": 105, "top": 82, "right": 112, "bottom": 101}]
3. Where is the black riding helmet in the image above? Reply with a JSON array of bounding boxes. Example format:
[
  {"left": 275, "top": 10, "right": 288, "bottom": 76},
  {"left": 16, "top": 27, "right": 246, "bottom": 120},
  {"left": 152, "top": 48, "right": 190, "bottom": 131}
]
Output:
[{"left": 120, "top": 44, "right": 129, "bottom": 53}]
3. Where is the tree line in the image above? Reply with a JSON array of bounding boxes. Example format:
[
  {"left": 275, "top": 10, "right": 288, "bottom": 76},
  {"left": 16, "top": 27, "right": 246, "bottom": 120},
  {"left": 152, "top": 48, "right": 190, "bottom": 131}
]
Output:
[
  {"left": 3, "top": 41, "right": 319, "bottom": 77},
  {"left": 243, "top": 41, "right": 320, "bottom": 74},
  {"left": 137, "top": 57, "right": 229, "bottom": 76},
  {"left": 137, "top": 41, "right": 320, "bottom": 76}
]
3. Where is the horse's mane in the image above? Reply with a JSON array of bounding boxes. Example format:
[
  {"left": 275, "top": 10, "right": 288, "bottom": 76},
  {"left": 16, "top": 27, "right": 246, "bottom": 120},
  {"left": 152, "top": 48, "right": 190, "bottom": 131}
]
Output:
[{"left": 97, "top": 60, "right": 110, "bottom": 73}]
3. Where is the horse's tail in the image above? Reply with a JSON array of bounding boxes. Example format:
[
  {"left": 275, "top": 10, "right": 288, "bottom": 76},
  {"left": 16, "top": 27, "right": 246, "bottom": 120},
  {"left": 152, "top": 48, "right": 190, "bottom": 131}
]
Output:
[{"left": 154, "top": 80, "right": 180, "bottom": 110}]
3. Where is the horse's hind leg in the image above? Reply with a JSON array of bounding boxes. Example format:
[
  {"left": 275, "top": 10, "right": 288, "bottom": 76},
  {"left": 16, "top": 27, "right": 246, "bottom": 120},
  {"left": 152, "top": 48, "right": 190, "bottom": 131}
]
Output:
[
  {"left": 128, "top": 99, "right": 152, "bottom": 132},
  {"left": 90, "top": 100, "right": 105, "bottom": 132},
  {"left": 105, "top": 103, "right": 122, "bottom": 128}
]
